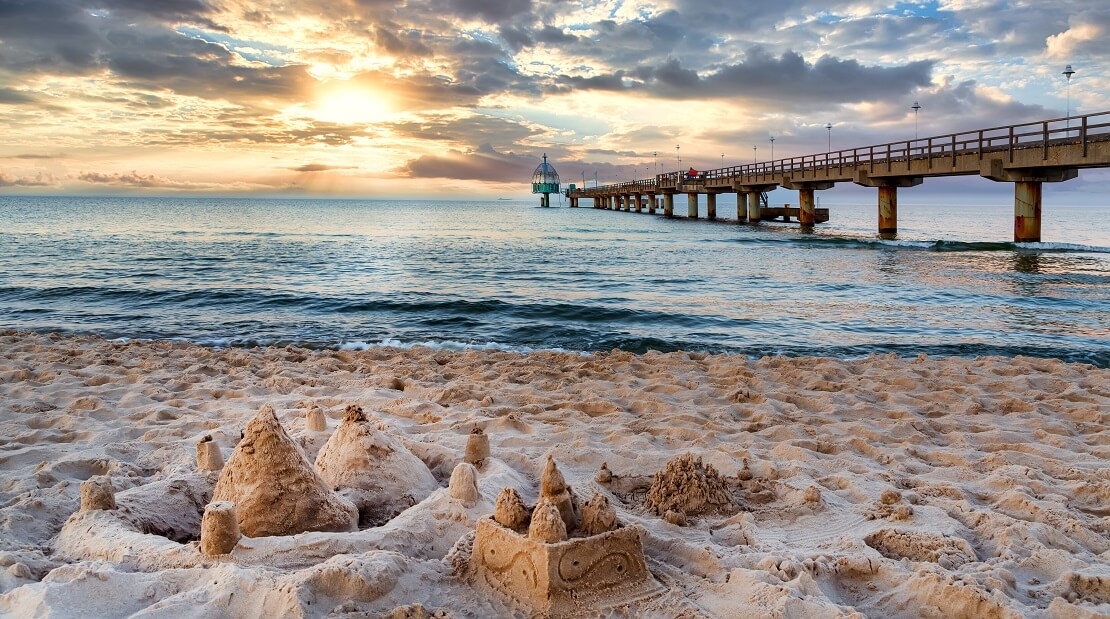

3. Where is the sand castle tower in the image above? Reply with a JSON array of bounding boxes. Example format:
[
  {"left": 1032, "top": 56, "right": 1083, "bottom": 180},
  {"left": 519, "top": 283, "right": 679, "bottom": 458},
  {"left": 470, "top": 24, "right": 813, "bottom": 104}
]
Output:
[
  {"left": 211, "top": 405, "right": 357, "bottom": 537},
  {"left": 469, "top": 457, "right": 659, "bottom": 615},
  {"left": 531, "top": 154, "right": 560, "bottom": 208},
  {"left": 314, "top": 405, "right": 439, "bottom": 527}
]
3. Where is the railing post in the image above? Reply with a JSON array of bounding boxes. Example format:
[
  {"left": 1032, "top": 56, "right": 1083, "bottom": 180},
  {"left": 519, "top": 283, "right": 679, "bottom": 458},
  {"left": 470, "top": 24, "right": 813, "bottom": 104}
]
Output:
[
  {"left": 977, "top": 130, "right": 983, "bottom": 161},
  {"left": 1082, "top": 115, "right": 1088, "bottom": 158},
  {"left": 1042, "top": 121, "right": 1049, "bottom": 161},
  {"left": 906, "top": 142, "right": 911, "bottom": 171},
  {"left": 886, "top": 143, "right": 892, "bottom": 173},
  {"left": 951, "top": 134, "right": 956, "bottom": 167},
  {"left": 869, "top": 146, "right": 874, "bottom": 173},
  {"left": 1008, "top": 126, "right": 1014, "bottom": 163},
  {"left": 927, "top": 138, "right": 933, "bottom": 169}
]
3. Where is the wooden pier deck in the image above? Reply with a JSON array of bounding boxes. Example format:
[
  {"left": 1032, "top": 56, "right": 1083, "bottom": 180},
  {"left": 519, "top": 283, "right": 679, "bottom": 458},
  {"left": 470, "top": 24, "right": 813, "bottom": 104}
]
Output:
[{"left": 566, "top": 111, "right": 1110, "bottom": 242}]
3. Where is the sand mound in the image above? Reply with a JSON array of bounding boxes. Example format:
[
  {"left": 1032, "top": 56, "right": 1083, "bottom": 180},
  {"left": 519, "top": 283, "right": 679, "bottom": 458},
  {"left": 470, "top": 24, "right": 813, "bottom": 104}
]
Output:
[
  {"left": 212, "top": 405, "right": 357, "bottom": 537},
  {"left": 644, "top": 453, "right": 733, "bottom": 517},
  {"left": 314, "top": 405, "right": 439, "bottom": 527},
  {"left": 864, "top": 528, "right": 978, "bottom": 569}
]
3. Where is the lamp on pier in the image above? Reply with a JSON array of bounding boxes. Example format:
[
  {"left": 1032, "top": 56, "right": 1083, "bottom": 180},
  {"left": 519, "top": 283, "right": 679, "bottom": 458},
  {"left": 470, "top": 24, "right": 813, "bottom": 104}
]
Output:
[
  {"left": 825, "top": 123, "right": 833, "bottom": 152},
  {"left": 911, "top": 101, "right": 921, "bottom": 140},
  {"left": 1063, "top": 64, "right": 1076, "bottom": 132},
  {"left": 769, "top": 136, "right": 775, "bottom": 160}
]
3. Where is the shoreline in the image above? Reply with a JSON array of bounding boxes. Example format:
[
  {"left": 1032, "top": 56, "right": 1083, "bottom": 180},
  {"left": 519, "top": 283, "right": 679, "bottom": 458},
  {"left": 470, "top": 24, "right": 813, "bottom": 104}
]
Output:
[
  {"left": 4, "top": 329, "right": 1107, "bottom": 368},
  {"left": 0, "top": 330, "right": 1107, "bottom": 616}
]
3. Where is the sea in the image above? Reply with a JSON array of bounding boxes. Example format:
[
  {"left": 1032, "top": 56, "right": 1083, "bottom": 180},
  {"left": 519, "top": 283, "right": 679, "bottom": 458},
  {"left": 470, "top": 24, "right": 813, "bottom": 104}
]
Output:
[{"left": 1, "top": 195, "right": 1107, "bottom": 366}]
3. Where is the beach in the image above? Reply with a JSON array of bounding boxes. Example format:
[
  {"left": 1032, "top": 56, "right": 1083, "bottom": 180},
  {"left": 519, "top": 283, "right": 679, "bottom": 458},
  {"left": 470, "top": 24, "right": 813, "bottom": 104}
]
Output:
[{"left": 0, "top": 330, "right": 1106, "bottom": 617}]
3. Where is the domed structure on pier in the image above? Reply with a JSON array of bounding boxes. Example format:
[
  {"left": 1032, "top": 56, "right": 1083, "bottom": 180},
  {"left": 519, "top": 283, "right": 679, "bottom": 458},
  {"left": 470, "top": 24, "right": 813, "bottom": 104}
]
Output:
[{"left": 531, "top": 154, "right": 560, "bottom": 207}]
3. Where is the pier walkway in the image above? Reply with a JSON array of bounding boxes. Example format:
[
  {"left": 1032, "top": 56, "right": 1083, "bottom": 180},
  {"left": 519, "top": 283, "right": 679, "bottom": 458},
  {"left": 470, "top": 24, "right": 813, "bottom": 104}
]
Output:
[{"left": 566, "top": 111, "right": 1110, "bottom": 242}]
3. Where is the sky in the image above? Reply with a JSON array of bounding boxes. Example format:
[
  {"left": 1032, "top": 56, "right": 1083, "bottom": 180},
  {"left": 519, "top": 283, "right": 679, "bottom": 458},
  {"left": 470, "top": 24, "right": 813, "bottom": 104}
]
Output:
[{"left": 0, "top": 0, "right": 1107, "bottom": 200}]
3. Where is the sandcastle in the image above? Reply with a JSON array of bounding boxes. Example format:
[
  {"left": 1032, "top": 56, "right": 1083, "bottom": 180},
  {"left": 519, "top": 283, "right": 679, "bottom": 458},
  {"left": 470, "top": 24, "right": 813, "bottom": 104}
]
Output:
[
  {"left": 314, "top": 404, "right": 439, "bottom": 527},
  {"left": 644, "top": 453, "right": 733, "bottom": 521},
  {"left": 469, "top": 456, "right": 660, "bottom": 616},
  {"left": 212, "top": 404, "right": 358, "bottom": 537}
]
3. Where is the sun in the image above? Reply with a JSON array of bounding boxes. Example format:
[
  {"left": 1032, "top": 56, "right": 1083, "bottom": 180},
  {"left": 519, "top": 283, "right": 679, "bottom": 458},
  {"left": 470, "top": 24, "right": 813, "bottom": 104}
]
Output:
[{"left": 310, "top": 84, "right": 394, "bottom": 124}]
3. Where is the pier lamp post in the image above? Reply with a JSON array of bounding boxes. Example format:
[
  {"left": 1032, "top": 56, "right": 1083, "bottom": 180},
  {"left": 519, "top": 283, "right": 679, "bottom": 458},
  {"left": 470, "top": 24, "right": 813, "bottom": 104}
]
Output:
[
  {"left": 653, "top": 151, "right": 657, "bottom": 176},
  {"left": 769, "top": 136, "right": 775, "bottom": 160},
  {"left": 721, "top": 153, "right": 724, "bottom": 167},
  {"left": 752, "top": 145, "right": 757, "bottom": 163},
  {"left": 676, "top": 144, "right": 681, "bottom": 165},
  {"left": 825, "top": 123, "right": 833, "bottom": 152},
  {"left": 1063, "top": 64, "right": 1076, "bottom": 131},
  {"left": 911, "top": 101, "right": 921, "bottom": 140}
]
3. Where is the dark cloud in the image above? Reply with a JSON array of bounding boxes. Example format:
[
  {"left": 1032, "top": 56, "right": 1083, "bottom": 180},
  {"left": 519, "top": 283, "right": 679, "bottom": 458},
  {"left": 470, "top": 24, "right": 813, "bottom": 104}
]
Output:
[
  {"left": 402, "top": 143, "right": 537, "bottom": 182},
  {"left": 0, "top": 88, "right": 39, "bottom": 105},
  {"left": 446, "top": 0, "right": 532, "bottom": 23},
  {"left": 551, "top": 48, "right": 933, "bottom": 105}
]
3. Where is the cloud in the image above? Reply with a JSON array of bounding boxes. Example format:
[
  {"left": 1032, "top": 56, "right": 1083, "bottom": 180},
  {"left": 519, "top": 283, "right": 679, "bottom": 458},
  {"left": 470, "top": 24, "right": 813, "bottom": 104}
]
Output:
[
  {"left": 401, "top": 144, "right": 538, "bottom": 182},
  {"left": 77, "top": 170, "right": 208, "bottom": 188},
  {"left": 0, "top": 171, "right": 58, "bottom": 187},
  {"left": 290, "top": 163, "right": 356, "bottom": 172},
  {"left": 550, "top": 48, "right": 934, "bottom": 105},
  {"left": 0, "top": 88, "right": 39, "bottom": 105},
  {"left": 8, "top": 153, "right": 62, "bottom": 160}
]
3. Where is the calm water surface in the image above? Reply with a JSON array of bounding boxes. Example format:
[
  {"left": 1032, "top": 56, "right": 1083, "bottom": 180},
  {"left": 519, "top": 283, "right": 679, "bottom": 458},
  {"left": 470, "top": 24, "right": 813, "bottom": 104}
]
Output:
[{"left": 1, "top": 196, "right": 1107, "bottom": 365}]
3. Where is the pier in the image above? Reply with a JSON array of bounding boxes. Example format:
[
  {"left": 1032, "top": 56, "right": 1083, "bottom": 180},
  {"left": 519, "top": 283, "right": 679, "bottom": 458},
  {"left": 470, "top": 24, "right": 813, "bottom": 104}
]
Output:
[{"left": 566, "top": 111, "right": 1110, "bottom": 242}]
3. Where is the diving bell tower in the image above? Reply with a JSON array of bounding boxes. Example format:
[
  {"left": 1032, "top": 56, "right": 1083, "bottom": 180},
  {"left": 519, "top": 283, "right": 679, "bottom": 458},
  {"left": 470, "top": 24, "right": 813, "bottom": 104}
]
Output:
[{"left": 531, "top": 153, "right": 560, "bottom": 207}]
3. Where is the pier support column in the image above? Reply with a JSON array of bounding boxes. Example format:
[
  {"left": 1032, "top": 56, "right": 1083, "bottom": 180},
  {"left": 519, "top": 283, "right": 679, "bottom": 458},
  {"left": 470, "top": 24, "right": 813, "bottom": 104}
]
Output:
[
  {"left": 853, "top": 171, "right": 922, "bottom": 234},
  {"left": 781, "top": 179, "right": 834, "bottom": 227},
  {"left": 1014, "top": 181, "right": 1042, "bottom": 243},
  {"left": 624, "top": 194, "right": 632, "bottom": 212},
  {"left": 609, "top": 196, "right": 616, "bottom": 210},
  {"left": 663, "top": 193, "right": 674, "bottom": 217},
  {"left": 646, "top": 194, "right": 656, "bottom": 213},
  {"left": 706, "top": 193, "right": 717, "bottom": 220},
  {"left": 878, "top": 186, "right": 897, "bottom": 233},
  {"left": 747, "top": 192, "right": 761, "bottom": 222},
  {"left": 633, "top": 193, "right": 642, "bottom": 213},
  {"left": 570, "top": 196, "right": 578, "bottom": 208},
  {"left": 736, "top": 192, "right": 747, "bottom": 221},
  {"left": 687, "top": 193, "right": 699, "bottom": 218},
  {"left": 799, "top": 189, "right": 815, "bottom": 226},
  {"left": 978, "top": 159, "right": 1077, "bottom": 243}
]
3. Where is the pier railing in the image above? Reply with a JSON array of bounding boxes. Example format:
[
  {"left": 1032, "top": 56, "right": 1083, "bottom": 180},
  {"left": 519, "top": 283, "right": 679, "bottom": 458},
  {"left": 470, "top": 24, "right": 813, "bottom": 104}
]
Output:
[{"left": 575, "top": 110, "right": 1110, "bottom": 193}]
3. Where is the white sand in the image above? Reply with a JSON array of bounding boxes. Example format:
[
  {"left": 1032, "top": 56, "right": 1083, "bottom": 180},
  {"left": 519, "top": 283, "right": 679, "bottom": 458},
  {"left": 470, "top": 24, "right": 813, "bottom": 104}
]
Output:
[{"left": 0, "top": 331, "right": 1107, "bottom": 617}]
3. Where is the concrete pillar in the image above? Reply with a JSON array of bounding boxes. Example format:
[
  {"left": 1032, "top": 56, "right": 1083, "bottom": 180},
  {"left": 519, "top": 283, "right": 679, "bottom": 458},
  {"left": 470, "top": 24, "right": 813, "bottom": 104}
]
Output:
[
  {"left": 609, "top": 195, "right": 617, "bottom": 210},
  {"left": 645, "top": 194, "right": 655, "bottom": 213},
  {"left": 633, "top": 193, "right": 642, "bottom": 213},
  {"left": 687, "top": 193, "right": 698, "bottom": 218},
  {"left": 706, "top": 193, "right": 717, "bottom": 220},
  {"left": 747, "top": 192, "right": 762, "bottom": 222},
  {"left": 624, "top": 194, "right": 632, "bottom": 212},
  {"left": 878, "top": 186, "right": 897, "bottom": 233},
  {"left": 799, "top": 188, "right": 816, "bottom": 226},
  {"left": 570, "top": 197, "right": 578, "bottom": 208},
  {"left": 1014, "top": 181, "right": 1042, "bottom": 242},
  {"left": 736, "top": 193, "right": 747, "bottom": 221},
  {"left": 663, "top": 193, "right": 674, "bottom": 217}
]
